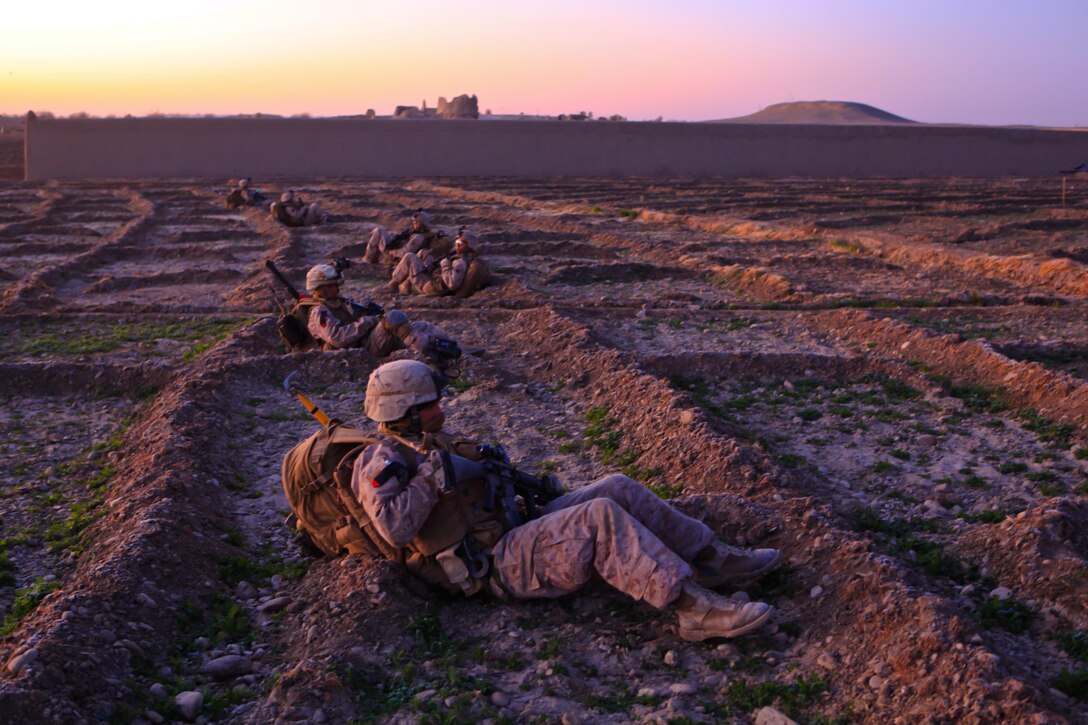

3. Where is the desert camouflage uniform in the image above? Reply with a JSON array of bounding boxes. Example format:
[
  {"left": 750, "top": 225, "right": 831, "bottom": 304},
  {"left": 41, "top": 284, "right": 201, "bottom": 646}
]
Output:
[
  {"left": 307, "top": 298, "right": 448, "bottom": 357},
  {"left": 365, "top": 225, "right": 445, "bottom": 265},
  {"left": 352, "top": 436, "right": 714, "bottom": 609},
  {"left": 273, "top": 198, "right": 324, "bottom": 227},
  {"left": 389, "top": 251, "right": 478, "bottom": 297}
]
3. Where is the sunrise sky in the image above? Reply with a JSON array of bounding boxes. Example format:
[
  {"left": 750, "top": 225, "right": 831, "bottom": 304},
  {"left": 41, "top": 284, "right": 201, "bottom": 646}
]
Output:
[{"left": 2, "top": 1, "right": 1086, "bottom": 126}]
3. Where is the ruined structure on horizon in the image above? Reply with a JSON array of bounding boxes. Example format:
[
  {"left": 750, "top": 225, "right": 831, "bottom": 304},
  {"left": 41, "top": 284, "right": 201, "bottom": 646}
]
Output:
[{"left": 395, "top": 93, "right": 479, "bottom": 119}]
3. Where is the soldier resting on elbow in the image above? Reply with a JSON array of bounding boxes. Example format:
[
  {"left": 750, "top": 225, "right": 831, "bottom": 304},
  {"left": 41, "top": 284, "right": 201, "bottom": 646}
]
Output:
[
  {"left": 299, "top": 264, "right": 459, "bottom": 370},
  {"left": 364, "top": 209, "right": 450, "bottom": 266},
  {"left": 386, "top": 228, "right": 491, "bottom": 298},
  {"left": 346, "top": 360, "right": 782, "bottom": 640},
  {"left": 271, "top": 190, "right": 325, "bottom": 227}
]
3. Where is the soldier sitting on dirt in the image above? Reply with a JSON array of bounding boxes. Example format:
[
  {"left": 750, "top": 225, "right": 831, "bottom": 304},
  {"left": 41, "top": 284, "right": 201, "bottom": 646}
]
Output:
[
  {"left": 271, "top": 190, "right": 325, "bottom": 228},
  {"left": 225, "top": 177, "right": 270, "bottom": 209},
  {"left": 284, "top": 360, "right": 782, "bottom": 641},
  {"left": 299, "top": 263, "right": 460, "bottom": 369},
  {"left": 364, "top": 209, "right": 450, "bottom": 265},
  {"left": 386, "top": 228, "right": 491, "bottom": 298}
]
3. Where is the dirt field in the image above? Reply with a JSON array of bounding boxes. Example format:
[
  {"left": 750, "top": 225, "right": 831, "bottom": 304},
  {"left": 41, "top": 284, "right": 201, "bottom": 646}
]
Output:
[{"left": 1, "top": 176, "right": 1087, "bottom": 724}]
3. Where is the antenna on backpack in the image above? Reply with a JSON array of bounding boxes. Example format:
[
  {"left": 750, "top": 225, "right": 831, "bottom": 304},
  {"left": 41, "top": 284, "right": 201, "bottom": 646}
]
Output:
[{"left": 284, "top": 371, "right": 331, "bottom": 426}]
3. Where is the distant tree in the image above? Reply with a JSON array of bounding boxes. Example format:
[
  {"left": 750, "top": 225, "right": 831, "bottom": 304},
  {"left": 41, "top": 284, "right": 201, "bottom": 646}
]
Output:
[
  {"left": 37, "top": 111, "right": 55, "bottom": 119},
  {"left": 68, "top": 111, "right": 91, "bottom": 119}
]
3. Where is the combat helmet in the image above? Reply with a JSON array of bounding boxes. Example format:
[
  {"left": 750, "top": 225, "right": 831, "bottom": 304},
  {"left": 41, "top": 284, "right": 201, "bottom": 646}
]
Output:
[
  {"left": 365, "top": 360, "right": 442, "bottom": 422},
  {"left": 305, "top": 263, "right": 342, "bottom": 292},
  {"left": 281, "top": 190, "right": 295, "bottom": 203}
]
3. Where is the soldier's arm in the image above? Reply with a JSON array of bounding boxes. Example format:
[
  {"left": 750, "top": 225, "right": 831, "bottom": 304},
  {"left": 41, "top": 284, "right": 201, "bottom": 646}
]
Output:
[
  {"left": 351, "top": 442, "right": 440, "bottom": 547},
  {"left": 307, "top": 306, "right": 379, "bottom": 349},
  {"left": 441, "top": 257, "right": 468, "bottom": 290},
  {"left": 404, "top": 233, "right": 429, "bottom": 255}
]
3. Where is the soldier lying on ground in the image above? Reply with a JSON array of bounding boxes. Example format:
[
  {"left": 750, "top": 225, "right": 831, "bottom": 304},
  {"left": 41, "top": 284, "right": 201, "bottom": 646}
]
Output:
[
  {"left": 364, "top": 209, "right": 450, "bottom": 265},
  {"left": 286, "top": 360, "right": 782, "bottom": 641},
  {"left": 298, "top": 263, "right": 460, "bottom": 368},
  {"left": 271, "top": 190, "right": 325, "bottom": 227},
  {"left": 386, "top": 228, "right": 491, "bottom": 298},
  {"left": 225, "top": 177, "right": 270, "bottom": 209}
]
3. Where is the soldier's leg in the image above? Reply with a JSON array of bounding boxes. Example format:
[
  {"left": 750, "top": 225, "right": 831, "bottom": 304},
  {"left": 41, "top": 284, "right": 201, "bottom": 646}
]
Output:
[
  {"left": 365, "top": 227, "right": 391, "bottom": 263},
  {"left": 389, "top": 254, "right": 416, "bottom": 286},
  {"left": 303, "top": 202, "right": 324, "bottom": 225},
  {"left": 492, "top": 498, "right": 691, "bottom": 609},
  {"left": 542, "top": 474, "right": 713, "bottom": 561},
  {"left": 544, "top": 474, "right": 779, "bottom": 586}
]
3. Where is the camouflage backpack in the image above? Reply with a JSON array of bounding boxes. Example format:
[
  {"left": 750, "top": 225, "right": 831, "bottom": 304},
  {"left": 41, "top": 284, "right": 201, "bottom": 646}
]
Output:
[
  {"left": 276, "top": 299, "right": 320, "bottom": 352},
  {"left": 280, "top": 422, "right": 404, "bottom": 559},
  {"left": 455, "top": 258, "right": 492, "bottom": 298},
  {"left": 225, "top": 189, "right": 246, "bottom": 209}
]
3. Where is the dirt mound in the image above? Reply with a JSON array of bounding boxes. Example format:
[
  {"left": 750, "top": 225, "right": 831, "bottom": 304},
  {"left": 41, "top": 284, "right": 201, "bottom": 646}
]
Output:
[{"left": 709, "top": 101, "right": 916, "bottom": 125}]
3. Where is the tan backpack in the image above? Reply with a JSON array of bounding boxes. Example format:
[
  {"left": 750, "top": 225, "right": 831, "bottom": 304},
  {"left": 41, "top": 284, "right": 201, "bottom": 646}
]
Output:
[
  {"left": 280, "top": 422, "right": 403, "bottom": 559},
  {"left": 455, "top": 258, "right": 491, "bottom": 298}
]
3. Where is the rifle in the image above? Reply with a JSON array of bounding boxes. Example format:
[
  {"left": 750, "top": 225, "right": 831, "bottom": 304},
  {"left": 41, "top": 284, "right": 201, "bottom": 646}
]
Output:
[
  {"left": 265, "top": 259, "right": 304, "bottom": 301},
  {"left": 437, "top": 445, "right": 564, "bottom": 527},
  {"left": 384, "top": 227, "right": 413, "bottom": 251}
]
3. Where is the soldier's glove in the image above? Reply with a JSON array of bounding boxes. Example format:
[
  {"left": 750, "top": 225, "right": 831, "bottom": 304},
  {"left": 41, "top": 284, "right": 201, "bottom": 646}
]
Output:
[
  {"left": 331, "top": 256, "right": 353, "bottom": 273},
  {"left": 428, "top": 450, "right": 456, "bottom": 493}
]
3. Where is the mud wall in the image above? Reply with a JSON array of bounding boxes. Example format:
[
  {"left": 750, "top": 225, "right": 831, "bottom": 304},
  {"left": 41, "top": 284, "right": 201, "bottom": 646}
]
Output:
[{"left": 24, "top": 114, "right": 1088, "bottom": 180}]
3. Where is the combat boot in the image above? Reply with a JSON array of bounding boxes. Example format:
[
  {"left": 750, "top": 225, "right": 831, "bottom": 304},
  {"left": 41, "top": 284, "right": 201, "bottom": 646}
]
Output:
[
  {"left": 675, "top": 581, "right": 773, "bottom": 641},
  {"left": 692, "top": 541, "right": 781, "bottom": 588}
]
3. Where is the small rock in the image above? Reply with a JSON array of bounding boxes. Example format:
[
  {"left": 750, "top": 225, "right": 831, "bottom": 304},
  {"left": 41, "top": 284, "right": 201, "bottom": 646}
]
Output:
[
  {"left": 175, "top": 691, "right": 203, "bottom": 721},
  {"left": 149, "top": 683, "right": 168, "bottom": 700},
  {"left": 816, "top": 652, "right": 839, "bottom": 671},
  {"left": 637, "top": 687, "right": 657, "bottom": 698},
  {"left": 136, "top": 593, "right": 157, "bottom": 608},
  {"left": 989, "top": 587, "right": 1013, "bottom": 601},
  {"left": 200, "top": 655, "right": 252, "bottom": 680},
  {"left": 99, "top": 629, "right": 117, "bottom": 644},
  {"left": 490, "top": 691, "right": 511, "bottom": 707},
  {"left": 414, "top": 689, "right": 436, "bottom": 701},
  {"left": 663, "top": 650, "right": 679, "bottom": 667},
  {"left": 145, "top": 710, "right": 165, "bottom": 725},
  {"left": 270, "top": 575, "right": 283, "bottom": 590},
  {"left": 754, "top": 706, "right": 800, "bottom": 725},
  {"left": 669, "top": 683, "right": 697, "bottom": 695},
  {"left": 679, "top": 410, "right": 696, "bottom": 426},
  {"left": 194, "top": 637, "right": 211, "bottom": 650},
  {"left": 313, "top": 709, "right": 326, "bottom": 723},
  {"left": 868, "top": 675, "right": 885, "bottom": 690},
  {"left": 810, "top": 586, "right": 824, "bottom": 598},
  {"left": 258, "top": 597, "right": 291, "bottom": 613},
  {"left": 7, "top": 648, "right": 38, "bottom": 674},
  {"left": 235, "top": 582, "right": 258, "bottom": 601}
]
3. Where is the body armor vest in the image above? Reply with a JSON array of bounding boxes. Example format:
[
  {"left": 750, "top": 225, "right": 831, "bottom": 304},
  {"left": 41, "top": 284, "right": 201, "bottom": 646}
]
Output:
[{"left": 281, "top": 424, "right": 510, "bottom": 596}]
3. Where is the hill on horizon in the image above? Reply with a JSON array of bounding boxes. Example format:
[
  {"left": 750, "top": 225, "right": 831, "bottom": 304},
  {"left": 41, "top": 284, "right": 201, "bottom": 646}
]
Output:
[{"left": 708, "top": 100, "right": 917, "bottom": 125}]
